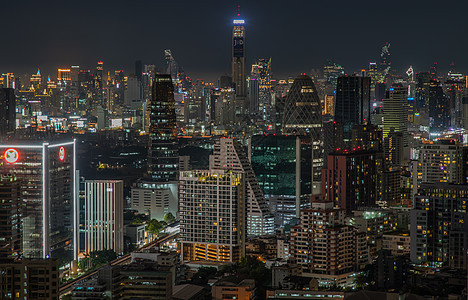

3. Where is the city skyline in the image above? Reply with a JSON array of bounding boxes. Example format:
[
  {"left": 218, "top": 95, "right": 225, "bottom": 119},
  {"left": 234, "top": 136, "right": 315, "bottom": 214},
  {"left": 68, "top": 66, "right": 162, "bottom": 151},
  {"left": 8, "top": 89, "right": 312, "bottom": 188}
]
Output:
[{"left": 2, "top": 0, "right": 468, "bottom": 80}]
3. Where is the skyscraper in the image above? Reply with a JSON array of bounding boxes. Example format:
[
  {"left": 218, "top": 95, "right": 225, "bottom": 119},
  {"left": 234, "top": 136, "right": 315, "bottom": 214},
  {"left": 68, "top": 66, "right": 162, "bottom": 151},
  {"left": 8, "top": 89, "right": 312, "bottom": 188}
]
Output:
[
  {"left": 210, "top": 138, "right": 273, "bottom": 236},
  {"left": 179, "top": 169, "right": 245, "bottom": 263},
  {"left": 282, "top": 74, "right": 323, "bottom": 194},
  {"left": 382, "top": 84, "right": 408, "bottom": 139},
  {"left": 232, "top": 15, "right": 247, "bottom": 116},
  {"left": 0, "top": 88, "right": 16, "bottom": 138},
  {"left": 334, "top": 75, "right": 371, "bottom": 140},
  {"left": 84, "top": 180, "right": 124, "bottom": 254},
  {"left": 0, "top": 141, "right": 78, "bottom": 261},
  {"left": 0, "top": 175, "right": 22, "bottom": 258},
  {"left": 379, "top": 42, "right": 391, "bottom": 76},
  {"left": 147, "top": 74, "right": 178, "bottom": 183}
]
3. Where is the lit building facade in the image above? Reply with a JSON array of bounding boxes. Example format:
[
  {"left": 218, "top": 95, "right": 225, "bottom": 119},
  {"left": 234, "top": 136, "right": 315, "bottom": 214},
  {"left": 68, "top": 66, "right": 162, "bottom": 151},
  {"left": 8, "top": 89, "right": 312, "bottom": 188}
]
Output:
[
  {"left": 382, "top": 84, "right": 408, "bottom": 140},
  {"left": 147, "top": 74, "right": 178, "bottom": 183},
  {"left": 322, "top": 149, "right": 382, "bottom": 213},
  {"left": 0, "top": 175, "right": 22, "bottom": 258},
  {"left": 410, "top": 183, "right": 467, "bottom": 269},
  {"left": 250, "top": 134, "right": 314, "bottom": 227},
  {"left": 0, "top": 141, "right": 78, "bottom": 261},
  {"left": 131, "top": 181, "right": 178, "bottom": 221},
  {"left": 290, "top": 198, "right": 368, "bottom": 288},
  {"left": 282, "top": 74, "right": 323, "bottom": 194},
  {"left": 84, "top": 180, "right": 124, "bottom": 254},
  {"left": 232, "top": 17, "right": 247, "bottom": 116},
  {"left": 417, "top": 140, "right": 463, "bottom": 185},
  {"left": 210, "top": 137, "right": 273, "bottom": 236},
  {"left": 180, "top": 169, "right": 245, "bottom": 263}
]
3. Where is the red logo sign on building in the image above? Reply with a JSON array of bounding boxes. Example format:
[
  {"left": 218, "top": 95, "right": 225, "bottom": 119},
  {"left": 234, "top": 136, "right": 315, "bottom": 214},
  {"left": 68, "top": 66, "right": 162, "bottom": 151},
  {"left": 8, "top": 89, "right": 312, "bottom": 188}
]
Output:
[
  {"left": 59, "top": 146, "right": 65, "bottom": 161},
  {"left": 4, "top": 148, "right": 19, "bottom": 164}
]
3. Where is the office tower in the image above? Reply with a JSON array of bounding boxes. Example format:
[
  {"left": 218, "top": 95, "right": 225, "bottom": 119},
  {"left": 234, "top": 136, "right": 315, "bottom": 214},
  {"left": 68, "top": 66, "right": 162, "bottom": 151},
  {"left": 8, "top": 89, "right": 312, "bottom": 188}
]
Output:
[
  {"left": 411, "top": 183, "right": 467, "bottom": 269},
  {"left": 248, "top": 76, "right": 259, "bottom": 113},
  {"left": 322, "top": 121, "right": 344, "bottom": 168},
  {"left": 119, "top": 262, "right": 173, "bottom": 299},
  {"left": 93, "top": 61, "right": 104, "bottom": 107},
  {"left": 290, "top": 197, "right": 368, "bottom": 288},
  {"left": 0, "top": 88, "right": 16, "bottom": 138},
  {"left": 282, "top": 74, "right": 323, "bottom": 193},
  {"left": 0, "top": 176, "right": 22, "bottom": 258},
  {"left": 381, "top": 169, "right": 403, "bottom": 207},
  {"left": 84, "top": 180, "right": 124, "bottom": 254},
  {"left": 250, "top": 134, "right": 314, "bottom": 227},
  {"left": 251, "top": 58, "right": 272, "bottom": 118},
  {"left": 383, "top": 84, "right": 408, "bottom": 140},
  {"left": 131, "top": 181, "right": 178, "bottom": 220},
  {"left": 417, "top": 139, "right": 463, "bottom": 184},
  {"left": 323, "top": 61, "right": 345, "bottom": 90},
  {"left": 232, "top": 16, "right": 247, "bottom": 116},
  {"left": 0, "top": 73, "right": 15, "bottom": 89},
  {"left": 57, "top": 68, "right": 71, "bottom": 82},
  {"left": 334, "top": 75, "right": 371, "bottom": 140},
  {"left": 124, "top": 75, "right": 142, "bottom": 107},
  {"left": 135, "top": 60, "right": 142, "bottom": 81},
  {"left": 379, "top": 42, "right": 391, "bottom": 76},
  {"left": 383, "top": 129, "right": 405, "bottom": 168},
  {"left": 147, "top": 74, "right": 178, "bottom": 182},
  {"left": 428, "top": 80, "right": 450, "bottom": 132},
  {"left": 351, "top": 124, "right": 383, "bottom": 151},
  {"left": 0, "top": 259, "right": 59, "bottom": 299},
  {"left": 210, "top": 138, "right": 273, "bottom": 236},
  {"left": 322, "top": 148, "right": 381, "bottom": 213},
  {"left": 180, "top": 169, "right": 245, "bottom": 263},
  {"left": 0, "top": 141, "right": 78, "bottom": 261},
  {"left": 165, "top": 49, "right": 179, "bottom": 84}
]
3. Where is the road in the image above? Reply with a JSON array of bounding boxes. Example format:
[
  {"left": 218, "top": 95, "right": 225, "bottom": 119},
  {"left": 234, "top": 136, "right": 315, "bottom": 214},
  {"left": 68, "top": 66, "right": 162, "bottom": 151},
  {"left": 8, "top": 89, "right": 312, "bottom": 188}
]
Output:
[{"left": 59, "top": 232, "right": 179, "bottom": 296}]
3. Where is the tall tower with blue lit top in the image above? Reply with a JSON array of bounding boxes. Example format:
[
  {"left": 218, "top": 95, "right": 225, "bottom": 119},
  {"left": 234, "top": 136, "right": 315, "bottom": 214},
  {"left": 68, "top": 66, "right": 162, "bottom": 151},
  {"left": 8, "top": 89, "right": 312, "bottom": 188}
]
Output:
[{"left": 232, "top": 7, "right": 247, "bottom": 116}]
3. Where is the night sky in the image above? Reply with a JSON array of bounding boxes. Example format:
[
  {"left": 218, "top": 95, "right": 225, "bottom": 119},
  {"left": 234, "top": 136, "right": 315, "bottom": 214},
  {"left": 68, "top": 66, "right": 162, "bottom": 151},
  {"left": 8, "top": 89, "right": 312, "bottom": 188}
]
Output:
[{"left": 2, "top": 0, "right": 468, "bottom": 81}]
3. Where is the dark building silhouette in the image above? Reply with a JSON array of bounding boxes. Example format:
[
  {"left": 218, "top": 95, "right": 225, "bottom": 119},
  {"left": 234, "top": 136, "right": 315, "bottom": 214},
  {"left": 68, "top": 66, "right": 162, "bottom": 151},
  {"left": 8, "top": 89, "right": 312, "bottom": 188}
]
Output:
[
  {"left": 334, "top": 76, "right": 371, "bottom": 140},
  {"left": 147, "top": 74, "right": 179, "bottom": 182},
  {"left": 0, "top": 88, "right": 16, "bottom": 138}
]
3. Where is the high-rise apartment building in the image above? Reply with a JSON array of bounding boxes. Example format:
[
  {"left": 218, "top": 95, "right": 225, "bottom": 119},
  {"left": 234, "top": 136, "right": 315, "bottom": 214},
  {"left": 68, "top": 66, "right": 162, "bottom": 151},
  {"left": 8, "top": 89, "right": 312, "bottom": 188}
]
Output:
[
  {"left": 0, "top": 88, "right": 16, "bottom": 138},
  {"left": 410, "top": 183, "right": 467, "bottom": 269},
  {"left": 334, "top": 75, "right": 371, "bottom": 140},
  {"left": 147, "top": 74, "right": 178, "bottom": 183},
  {"left": 0, "top": 141, "right": 78, "bottom": 261},
  {"left": 84, "top": 180, "right": 124, "bottom": 254},
  {"left": 180, "top": 169, "right": 245, "bottom": 263},
  {"left": 290, "top": 198, "right": 368, "bottom": 288},
  {"left": 210, "top": 138, "right": 273, "bottom": 236},
  {"left": 417, "top": 139, "right": 463, "bottom": 185},
  {"left": 322, "top": 148, "right": 381, "bottom": 213}
]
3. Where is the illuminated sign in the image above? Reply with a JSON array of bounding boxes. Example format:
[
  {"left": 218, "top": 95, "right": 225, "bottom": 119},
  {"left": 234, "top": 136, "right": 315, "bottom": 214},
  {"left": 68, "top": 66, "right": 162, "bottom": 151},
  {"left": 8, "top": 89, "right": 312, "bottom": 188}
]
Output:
[
  {"left": 59, "top": 146, "right": 65, "bottom": 161},
  {"left": 4, "top": 148, "right": 19, "bottom": 164},
  {"left": 233, "top": 19, "right": 245, "bottom": 25}
]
